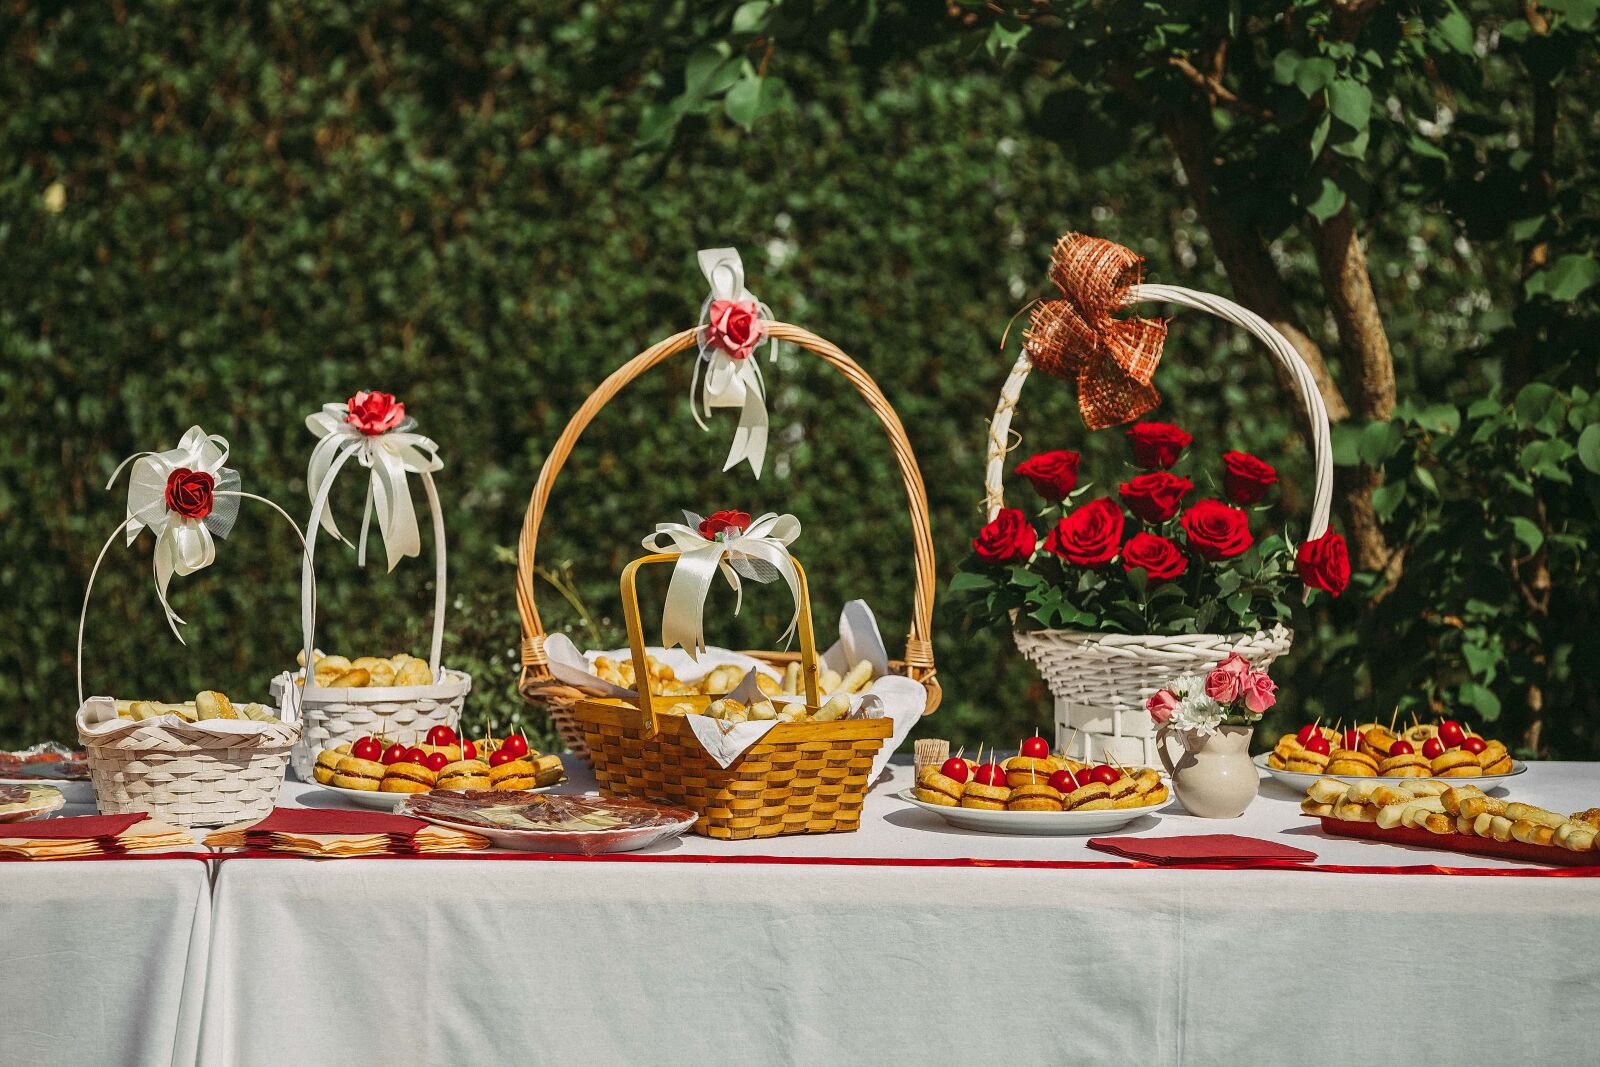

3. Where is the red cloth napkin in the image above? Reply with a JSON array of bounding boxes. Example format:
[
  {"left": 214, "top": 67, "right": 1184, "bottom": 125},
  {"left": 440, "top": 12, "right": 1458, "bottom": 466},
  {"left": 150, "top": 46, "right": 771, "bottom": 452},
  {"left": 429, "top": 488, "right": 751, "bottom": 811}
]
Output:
[
  {"left": 247, "top": 808, "right": 427, "bottom": 836},
  {"left": 1088, "top": 833, "right": 1316, "bottom": 865},
  {"left": 0, "top": 813, "right": 148, "bottom": 840}
]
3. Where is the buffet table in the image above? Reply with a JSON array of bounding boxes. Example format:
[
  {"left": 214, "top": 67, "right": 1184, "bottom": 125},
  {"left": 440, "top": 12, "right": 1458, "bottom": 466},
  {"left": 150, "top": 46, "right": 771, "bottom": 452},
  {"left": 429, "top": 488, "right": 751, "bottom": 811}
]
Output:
[{"left": 186, "top": 759, "right": 1600, "bottom": 1066}]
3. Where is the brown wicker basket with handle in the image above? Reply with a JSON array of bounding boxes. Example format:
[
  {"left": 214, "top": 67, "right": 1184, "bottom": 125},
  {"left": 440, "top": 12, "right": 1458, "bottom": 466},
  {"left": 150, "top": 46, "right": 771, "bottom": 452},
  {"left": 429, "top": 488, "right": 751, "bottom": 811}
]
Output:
[{"left": 516, "top": 321, "right": 940, "bottom": 760}]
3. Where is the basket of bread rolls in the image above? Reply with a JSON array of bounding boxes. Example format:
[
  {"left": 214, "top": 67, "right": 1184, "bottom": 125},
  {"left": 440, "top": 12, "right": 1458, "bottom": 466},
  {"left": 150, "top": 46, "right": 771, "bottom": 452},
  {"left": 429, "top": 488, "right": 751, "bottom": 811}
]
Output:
[
  {"left": 273, "top": 392, "right": 471, "bottom": 781},
  {"left": 75, "top": 426, "right": 304, "bottom": 827},
  {"left": 514, "top": 299, "right": 940, "bottom": 761},
  {"left": 567, "top": 550, "right": 892, "bottom": 839}
]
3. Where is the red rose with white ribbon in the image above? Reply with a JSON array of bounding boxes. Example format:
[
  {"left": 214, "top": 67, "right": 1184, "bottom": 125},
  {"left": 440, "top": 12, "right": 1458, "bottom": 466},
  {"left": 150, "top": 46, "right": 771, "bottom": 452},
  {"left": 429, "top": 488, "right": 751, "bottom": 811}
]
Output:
[
  {"left": 698, "top": 510, "right": 752, "bottom": 541},
  {"left": 1296, "top": 531, "right": 1350, "bottom": 596},
  {"left": 164, "top": 468, "right": 215, "bottom": 520},
  {"left": 1127, "top": 422, "right": 1192, "bottom": 469},
  {"left": 1044, "top": 498, "right": 1125, "bottom": 566},
  {"left": 345, "top": 391, "right": 406, "bottom": 436},
  {"left": 1222, "top": 451, "right": 1278, "bottom": 506},
  {"left": 1121, "top": 531, "right": 1187, "bottom": 583},
  {"left": 1180, "top": 499, "right": 1253, "bottom": 561},
  {"left": 1015, "top": 450, "right": 1081, "bottom": 502},
  {"left": 1118, "top": 471, "right": 1192, "bottom": 524},
  {"left": 643, "top": 511, "right": 802, "bottom": 656},
  {"left": 972, "top": 508, "right": 1037, "bottom": 565},
  {"left": 705, "top": 300, "right": 766, "bottom": 361}
]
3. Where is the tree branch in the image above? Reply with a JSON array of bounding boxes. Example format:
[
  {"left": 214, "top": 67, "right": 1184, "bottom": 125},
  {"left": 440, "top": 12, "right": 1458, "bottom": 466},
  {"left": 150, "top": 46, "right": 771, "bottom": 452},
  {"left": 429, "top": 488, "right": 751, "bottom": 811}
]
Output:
[{"left": 1167, "top": 55, "right": 1274, "bottom": 122}]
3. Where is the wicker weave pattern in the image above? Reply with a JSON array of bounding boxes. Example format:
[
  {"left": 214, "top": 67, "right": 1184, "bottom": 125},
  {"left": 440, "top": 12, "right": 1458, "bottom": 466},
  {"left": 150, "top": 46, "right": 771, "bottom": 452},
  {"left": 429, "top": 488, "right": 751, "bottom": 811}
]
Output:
[
  {"left": 82, "top": 720, "right": 299, "bottom": 828},
  {"left": 282, "top": 669, "right": 470, "bottom": 779},
  {"left": 576, "top": 710, "right": 888, "bottom": 839}
]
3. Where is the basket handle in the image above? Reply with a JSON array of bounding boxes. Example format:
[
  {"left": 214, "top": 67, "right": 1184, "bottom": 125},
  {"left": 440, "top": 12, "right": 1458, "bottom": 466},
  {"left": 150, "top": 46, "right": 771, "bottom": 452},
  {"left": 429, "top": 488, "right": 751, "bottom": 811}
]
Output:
[
  {"left": 516, "top": 321, "right": 937, "bottom": 692},
  {"left": 76, "top": 491, "right": 318, "bottom": 712},
  {"left": 983, "top": 283, "right": 1333, "bottom": 538},
  {"left": 615, "top": 552, "right": 821, "bottom": 737},
  {"left": 299, "top": 448, "right": 449, "bottom": 681}
]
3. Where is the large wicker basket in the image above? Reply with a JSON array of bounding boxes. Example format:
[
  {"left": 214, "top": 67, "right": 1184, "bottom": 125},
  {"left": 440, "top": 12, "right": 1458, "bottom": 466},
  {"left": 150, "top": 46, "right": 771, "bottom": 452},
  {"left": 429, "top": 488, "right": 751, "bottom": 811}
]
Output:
[
  {"left": 572, "top": 552, "right": 891, "bottom": 839},
  {"left": 984, "top": 281, "right": 1333, "bottom": 766},
  {"left": 277, "top": 459, "right": 469, "bottom": 780},
  {"left": 516, "top": 321, "right": 940, "bottom": 760}
]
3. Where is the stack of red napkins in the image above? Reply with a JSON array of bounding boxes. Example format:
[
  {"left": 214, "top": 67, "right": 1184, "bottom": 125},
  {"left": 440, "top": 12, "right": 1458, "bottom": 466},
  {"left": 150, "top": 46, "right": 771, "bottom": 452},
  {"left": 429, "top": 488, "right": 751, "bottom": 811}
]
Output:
[
  {"left": 0, "top": 813, "right": 194, "bottom": 859},
  {"left": 1087, "top": 833, "right": 1316, "bottom": 866},
  {"left": 204, "top": 807, "right": 488, "bottom": 856}
]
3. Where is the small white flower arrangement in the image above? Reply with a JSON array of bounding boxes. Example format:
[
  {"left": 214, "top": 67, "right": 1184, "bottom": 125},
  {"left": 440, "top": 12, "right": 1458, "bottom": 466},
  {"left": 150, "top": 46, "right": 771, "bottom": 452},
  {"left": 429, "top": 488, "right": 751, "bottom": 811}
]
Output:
[{"left": 1147, "top": 652, "right": 1277, "bottom": 748}]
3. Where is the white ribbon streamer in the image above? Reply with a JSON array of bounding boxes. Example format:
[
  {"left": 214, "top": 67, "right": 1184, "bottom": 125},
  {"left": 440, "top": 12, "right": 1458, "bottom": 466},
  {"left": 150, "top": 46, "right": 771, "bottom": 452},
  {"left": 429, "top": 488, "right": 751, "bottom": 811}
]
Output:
[
  {"left": 106, "top": 426, "right": 240, "bottom": 641},
  {"left": 305, "top": 402, "right": 442, "bottom": 572},
  {"left": 641, "top": 511, "right": 802, "bottom": 657},
  {"left": 693, "top": 247, "right": 777, "bottom": 478}
]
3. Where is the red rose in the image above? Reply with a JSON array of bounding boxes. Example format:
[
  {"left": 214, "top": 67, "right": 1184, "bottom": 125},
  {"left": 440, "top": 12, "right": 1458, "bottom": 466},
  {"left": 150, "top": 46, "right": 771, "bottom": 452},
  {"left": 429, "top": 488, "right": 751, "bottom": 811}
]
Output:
[
  {"left": 1127, "top": 422, "right": 1192, "bottom": 469},
  {"left": 1118, "top": 471, "right": 1193, "bottom": 524},
  {"left": 1296, "top": 531, "right": 1350, "bottom": 597},
  {"left": 972, "top": 508, "right": 1037, "bottom": 564},
  {"left": 346, "top": 390, "right": 405, "bottom": 435},
  {"left": 1180, "top": 499, "right": 1253, "bottom": 561},
  {"left": 698, "top": 510, "right": 752, "bottom": 540},
  {"left": 1015, "top": 450, "right": 1081, "bottom": 502},
  {"left": 1120, "top": 532, "right": 1187, "bottom": 583},
  {"left": 1222, "top": 451, "right": 1278, "bottom": 506},
  {"left": 1043, "top": 498, "right": 1125, "bottom": 566},
  {"left": 706, "top": 299, "right": 766, "bottom": 360},
  {"left": 164, "top": 468, "right": 215, "bottom": 520}
]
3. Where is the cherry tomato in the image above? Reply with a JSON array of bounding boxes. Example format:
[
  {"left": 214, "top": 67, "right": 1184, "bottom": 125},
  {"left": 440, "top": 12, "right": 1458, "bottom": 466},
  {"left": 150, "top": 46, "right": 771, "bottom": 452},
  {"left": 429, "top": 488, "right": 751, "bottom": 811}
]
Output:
[
  {"left": 405, "top": 746, "right": 430, "bottom": 766},
  {"left": 499, "top": 733, "right": 530, "bottom": 759},
  {"left": 938, "top": 758, "right": 970, "bottom": 784},
  {"left": 462, "top": 740, "right": 478, "bottom": 761},
  {"left": 1295, "top": 724, "right": 1322, "bottom": 746},
  {"left": 380, "top": 743, "right": 408, "bottom": 765},
  {"left": 1343, "top": 729, "right": 1363, "bottom": 750},
  {"left": 1089, "top": 765, "right": 1123, "bottom": 785},
  {"left": 1388, "top": 740, "right": 1415, "bottom": 756},
  {"left": 1438, "top": 720, "right": 1466, "bottom": 749},
  {"left": 1303, "top": 735, "right": 1332, "bottom": 756},
  {"left": 423, "top": 751, "right": 449, "bottom": 772},
  {"left": 1047, "top": 769, "right": 1078, "bottom": 793},
  {"left": 1422, "top": 737, "right": 1446, "bottom": 760},
  {"left": 972, "top": 763, "right": 1007, "bottom": 787},
  {"left": 351, "top": 736, "right": 383, "bottom": 761},
  {"left": 1019, "top": 736, "right": 1051, "bottom": 759},
  {"left": 1461, "top": 736, "right": 1488, "bottom": 755},
  {"left": 425, "top": 725, "right": 458, "bottom": 747}
]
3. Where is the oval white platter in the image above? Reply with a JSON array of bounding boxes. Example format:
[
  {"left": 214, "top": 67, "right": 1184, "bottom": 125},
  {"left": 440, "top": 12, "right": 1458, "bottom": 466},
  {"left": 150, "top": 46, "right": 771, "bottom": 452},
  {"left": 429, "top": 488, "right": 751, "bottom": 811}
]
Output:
[
  {"left": 0, "top": 785, "right": 66, "bottom": 823},
  {"left": 307, "top": 782, "right": 562, "bottom": 811},
  {"left": 0, "top": 777, "right": 94, "bottom": 806},
  {"left": 897, "top": 789, "right": 1166, "bottom": 835},
  {"left": 1253, "top": 753, "right": 1527, "bottom": 792}
]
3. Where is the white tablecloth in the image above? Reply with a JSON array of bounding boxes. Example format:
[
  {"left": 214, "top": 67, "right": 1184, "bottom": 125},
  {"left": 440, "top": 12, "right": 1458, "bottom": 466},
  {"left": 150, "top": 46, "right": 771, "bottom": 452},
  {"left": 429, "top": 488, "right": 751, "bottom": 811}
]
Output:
[
  {"left": 1, "top": 855, "right": 210, "bottom": 1067},
  {"left": 192, "top": 760, "right": 1600, "bottom": 1066}
]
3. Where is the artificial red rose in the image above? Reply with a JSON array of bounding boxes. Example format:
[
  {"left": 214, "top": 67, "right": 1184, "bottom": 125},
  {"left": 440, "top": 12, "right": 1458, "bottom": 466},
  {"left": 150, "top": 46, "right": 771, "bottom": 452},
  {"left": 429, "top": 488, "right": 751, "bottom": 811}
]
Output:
[
  {"left": 1222, "top": 451, "right": 1279, "bottom": 506},
  {"left": 705, "top": 299, "right": 766, "bottom": 360},
  {"left": 1126, "top": 422, "right": 1192, "bottom": 469},
  {"left": 1043, "top": 498, "right": 1125, "bottom": 567},
  {"left": 345, "top": 390, "right": 405, "bottom": 435},
  {"left": 1204, "top": 665, "right": 1243, "bottom": 704},
  {"left": 698, "top": 510, "right": 752, "bottom": 540},
  {"left": 164, "top": 468, "right": 215, "bottom": 520},
  {"left": 1180, "top": 499, "right": 1253, "bottom": 560},
  {"left": 1296, "top": 531, "right": 1351, "bottom": 597},
  {"left": 971, "top": 508, "right": 1037, "bottom": 564},
  {"left": 1015, "top": 450, "right": 1081, "bottom": 502},
  {"left": 1120, "top": 532, "right": 1188, "bottom": 583},
  {"left": 1118, "top": 471, "right": 1193, "bottom": 524}
]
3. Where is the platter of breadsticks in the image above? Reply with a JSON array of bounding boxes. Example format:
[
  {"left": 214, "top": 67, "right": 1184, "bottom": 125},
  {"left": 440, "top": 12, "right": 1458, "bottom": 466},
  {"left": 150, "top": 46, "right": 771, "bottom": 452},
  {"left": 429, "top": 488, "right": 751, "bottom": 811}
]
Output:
[
  {"left": 1301, "top": 777, "right": 1599, "bottom": 867},
  {"left": 1258, "top": 718, "right": 1524, "bottom": 791},
  {"left": 901, "top": 736, "right": 1170, "bottom": 835}
]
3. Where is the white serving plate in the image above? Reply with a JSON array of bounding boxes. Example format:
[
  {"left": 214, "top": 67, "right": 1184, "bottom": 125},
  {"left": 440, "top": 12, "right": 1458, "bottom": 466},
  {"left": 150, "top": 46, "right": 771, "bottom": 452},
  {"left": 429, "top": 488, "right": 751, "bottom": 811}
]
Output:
[
  {"left": 1253, "top": 753, "right": 1527, "bottom": 792},
  {"left": 0, "top": 776, "right": 94, "bottom": 806},
  {"left": 897, "top": 789, "right": 1166, "bottom": 835},
  {"left": 0, "top": 784, "right": 66, "bottom": 823},
  {"left": 307, "top": 782, "right": 562, "bottom": 811},
  {"left": 403, "top": 804, "right": 698, "bottom": 855}
]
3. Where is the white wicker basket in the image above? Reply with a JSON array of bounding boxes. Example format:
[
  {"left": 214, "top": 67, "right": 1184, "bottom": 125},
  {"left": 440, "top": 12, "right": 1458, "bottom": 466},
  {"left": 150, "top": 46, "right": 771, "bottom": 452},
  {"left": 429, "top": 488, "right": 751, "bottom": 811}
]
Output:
[
  {"left": 282, "top": 456, "right": 469, "bottom": 780},
  {"left": 74, "top": 490, "right": 305, "bottom": 828},
  {"left": 985, "top": 281, "right": 1333, "bottom": 766}
]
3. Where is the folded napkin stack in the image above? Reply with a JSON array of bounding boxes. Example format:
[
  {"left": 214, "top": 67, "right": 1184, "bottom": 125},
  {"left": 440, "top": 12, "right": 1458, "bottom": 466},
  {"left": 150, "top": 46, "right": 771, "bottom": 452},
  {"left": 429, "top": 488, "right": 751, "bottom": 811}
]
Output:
[
  {"left": 0, "top": 813, "right": 194, "bottom": 860},
  {"left": 1087, "top": 833, "right": 1316, "bottom": 866},
  {"left": 204, "top": 807, "right": 488, "bottom": 857}
]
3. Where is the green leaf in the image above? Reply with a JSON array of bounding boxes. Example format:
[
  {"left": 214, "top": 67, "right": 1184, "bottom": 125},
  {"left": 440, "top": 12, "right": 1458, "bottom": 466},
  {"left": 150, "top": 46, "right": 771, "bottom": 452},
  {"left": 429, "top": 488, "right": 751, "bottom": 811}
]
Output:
[
  {"left": 986, "top": 22, "right": 1031, "bottom": 55},
  {"left": 1434, "top": 9, "right": 1475, "bottom": 54},
  {"left": 1459, "top": 682, "right": 1502, "bottom": 721},
  {"left": 1294, "top": 57, "right": 1336, "bottom": 96},
  {"left": 684, "top": 44, "right": 742, "bottom": 100},
  {"left": 1327, "top": 80, "right": 1372, "bottom": 128},
  {"left": 1272, "top": 49, "right": 1301, "bottom": 86},
  {"left": 1330, "top": 423, "right": 1362, "bottom": 466},
  {"left": 1543, "top": 0, "right": 1598, "bottom": 30},
  {"left": 730, "top": 0, "right": 772, "bottom": 35},
  {"left": 1509, "top": 515, "right": 1544, "bottom": 553},
  {"left": 1512, "top": 382, "right": 1560, "bottom": 430},
  {"left": 1331, "top": 127, "right": 1370, "bottom": 160},
  {"left": 946, "top": 571, "right": 995, "bottom": 597},
  {"left": 1372, "top": 480, "right": 1406, "bottom": 521},
  {"left": 1357, "top": 419, "right": 1405, "bottom": 467},
  {"left": 1305, "top": 176, "right": 1346, "bottom": 223},
  {"left": 1461, "top": 642, "right": 1501, "bottom": 679},
  {"left": 723, "top": 75, "right": 792, "bottom": 131},
  {"left": 1524, "top": 255, "right": 1599, "bottom": 302},
  {"left": 1411, "top": 403, "right": 1461, "bottom": 434},
  {"left": 1578, "top": 424, "right": 1600, "bottom": 474}
]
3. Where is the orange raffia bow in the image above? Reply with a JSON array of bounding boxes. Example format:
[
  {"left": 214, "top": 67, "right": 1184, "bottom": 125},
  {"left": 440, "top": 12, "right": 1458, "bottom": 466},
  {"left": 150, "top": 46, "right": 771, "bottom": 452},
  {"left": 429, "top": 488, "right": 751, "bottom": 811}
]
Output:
[{"left": 1023, "top": 233, "right": 1168, "bottom": 431}]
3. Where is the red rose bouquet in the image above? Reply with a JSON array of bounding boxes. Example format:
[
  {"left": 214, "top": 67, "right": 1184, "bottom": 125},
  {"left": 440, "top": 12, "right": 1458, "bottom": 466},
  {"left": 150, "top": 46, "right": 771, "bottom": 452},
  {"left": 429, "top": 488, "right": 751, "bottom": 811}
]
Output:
[{"left": 952, "top": 425, "right": 1349, "bottom": 636}]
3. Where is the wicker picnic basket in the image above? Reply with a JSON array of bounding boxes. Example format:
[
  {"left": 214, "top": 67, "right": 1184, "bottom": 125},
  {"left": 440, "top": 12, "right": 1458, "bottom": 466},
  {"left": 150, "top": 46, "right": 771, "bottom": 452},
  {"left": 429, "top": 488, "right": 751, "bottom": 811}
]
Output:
[
  {"left": 569, "top": 551, "right": 891, "bottom": 839},
  {"left": 985, "top": 254, "right": 1333, "bottom": 766},
  {"left": 516, "top": 321, "right": 941, "bottom": 760},
  {"left": 273, "top": 457, "right": 469, "bottom": 780}
]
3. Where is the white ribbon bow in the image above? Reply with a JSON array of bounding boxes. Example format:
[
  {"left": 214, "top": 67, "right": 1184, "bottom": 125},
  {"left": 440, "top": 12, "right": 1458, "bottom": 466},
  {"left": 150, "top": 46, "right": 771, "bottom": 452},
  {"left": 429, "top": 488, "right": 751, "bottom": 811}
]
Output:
[
  {"left": 305, "top": 402, "right": 442, "bottom": 572},
  {"left": 693, "top": 247, "right": 777, "bottom": 478},
  {"left": 641, "top": 511, "right": 802, "bottom": 657},
  {"left": 107, "top": 426, "right": 241, "bottom": 641}
]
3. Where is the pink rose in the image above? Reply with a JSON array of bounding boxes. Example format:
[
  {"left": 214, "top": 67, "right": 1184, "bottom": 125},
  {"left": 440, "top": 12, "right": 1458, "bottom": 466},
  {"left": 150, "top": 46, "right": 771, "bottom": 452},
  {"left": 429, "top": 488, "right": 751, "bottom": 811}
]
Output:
[
  {"left": 706, "top": 299, "right": 766, "bottom": 360},
  {"left": 1145, "top": 689, "right": 1178, "bottom": 726},
  {"left": 1204, "top": 666, "right": 1242, "bottom": 704},
  {"left": 345, "top": 391, "right": 405, "bottom": 435},
  {"left": 1241, "top": 670, "right": 1277, "bottom": 714}
]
